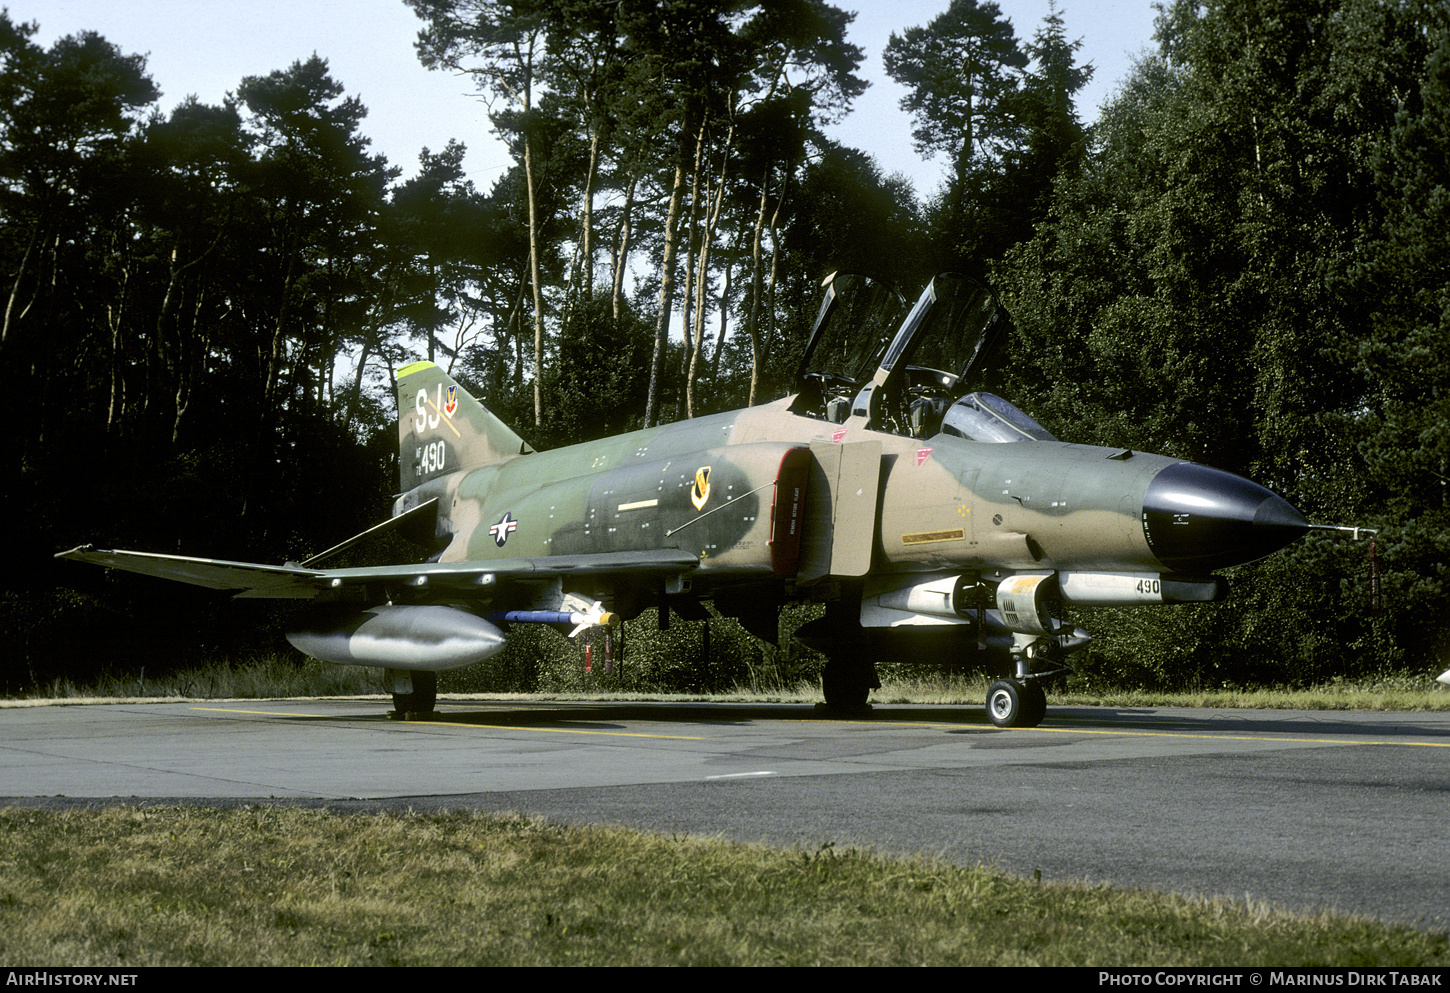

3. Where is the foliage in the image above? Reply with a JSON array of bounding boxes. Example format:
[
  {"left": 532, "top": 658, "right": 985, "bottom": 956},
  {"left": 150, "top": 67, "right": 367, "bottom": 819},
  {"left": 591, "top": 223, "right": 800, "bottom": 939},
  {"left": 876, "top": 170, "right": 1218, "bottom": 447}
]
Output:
[
  {"left": 440, "top": 603, "right": 827, "bottom": 697},
  {"left": 883, "top": 0, "right": 1091, "bottom": 269},
  {"left": 991, "top": 0, "right": 1450, "bottom": 684},
  {"left": 884, "top": 0, "right": 1027, "bottom": 185},
  {"left": 534, "top": 294, "right": 653, "bottom": 448}
]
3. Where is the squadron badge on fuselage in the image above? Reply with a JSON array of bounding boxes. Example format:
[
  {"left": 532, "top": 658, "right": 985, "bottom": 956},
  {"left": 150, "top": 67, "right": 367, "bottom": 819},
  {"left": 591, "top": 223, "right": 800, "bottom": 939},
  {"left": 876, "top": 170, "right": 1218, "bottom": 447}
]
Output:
[{"left": 691, "top": 466, "right": 711, "bottom": 511}]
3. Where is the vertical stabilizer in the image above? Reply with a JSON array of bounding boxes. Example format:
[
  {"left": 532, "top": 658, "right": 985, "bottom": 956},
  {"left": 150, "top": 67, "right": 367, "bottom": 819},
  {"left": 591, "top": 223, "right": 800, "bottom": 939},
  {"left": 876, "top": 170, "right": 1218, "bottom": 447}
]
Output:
[{"left": 396, "top": 362, "right": 534, "bottom": 492}]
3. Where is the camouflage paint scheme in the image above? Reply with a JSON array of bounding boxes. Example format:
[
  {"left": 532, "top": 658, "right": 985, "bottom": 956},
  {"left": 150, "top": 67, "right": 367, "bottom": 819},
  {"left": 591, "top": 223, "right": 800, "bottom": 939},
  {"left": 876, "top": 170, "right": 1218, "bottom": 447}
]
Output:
[
  {"left": 398, "top": 362, "right": 1172, "bottom": 583},
  {"left": 58, "top": 273, "right": 1317, "bottom": 726}
]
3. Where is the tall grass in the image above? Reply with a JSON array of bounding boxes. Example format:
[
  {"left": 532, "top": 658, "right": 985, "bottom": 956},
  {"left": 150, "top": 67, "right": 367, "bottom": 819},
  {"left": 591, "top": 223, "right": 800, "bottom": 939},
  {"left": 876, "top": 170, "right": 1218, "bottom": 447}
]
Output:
[
  {"left": 26, "top": 654, "right": 384, "bottom": 703},
  {"left": 9, "top": 653, "right": 1449, "bottom": 711}
]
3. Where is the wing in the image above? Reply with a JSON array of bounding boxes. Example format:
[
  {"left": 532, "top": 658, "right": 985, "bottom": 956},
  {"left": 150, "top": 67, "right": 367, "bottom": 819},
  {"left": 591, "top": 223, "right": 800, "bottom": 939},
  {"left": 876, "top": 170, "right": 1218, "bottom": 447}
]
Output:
[{"left": 55, "top": 545, "right": 701, "bottom": 600}]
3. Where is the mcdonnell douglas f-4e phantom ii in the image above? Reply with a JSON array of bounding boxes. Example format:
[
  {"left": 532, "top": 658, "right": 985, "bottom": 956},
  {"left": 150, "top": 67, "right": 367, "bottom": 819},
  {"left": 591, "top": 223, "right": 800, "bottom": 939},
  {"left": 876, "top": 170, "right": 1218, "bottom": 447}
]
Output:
[{"left": 58, "top": 272, "right": 1352, "bottom": 728}]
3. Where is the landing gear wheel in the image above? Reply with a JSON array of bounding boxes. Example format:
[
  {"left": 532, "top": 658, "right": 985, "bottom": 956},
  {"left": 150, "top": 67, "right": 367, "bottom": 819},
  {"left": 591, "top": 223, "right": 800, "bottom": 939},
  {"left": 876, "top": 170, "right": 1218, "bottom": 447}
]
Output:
[
  {"left": 1020, "top": 679, "right": 1047, "bottom": 726},
  {"left": 986, "top": 678, "right": 1046, "bottom": 728},
  {"left": 385, "top": 668, "right": 436, "bottom": 716},
  {"left": 821, "top": 657, "right": 877, "bottom": 713}
]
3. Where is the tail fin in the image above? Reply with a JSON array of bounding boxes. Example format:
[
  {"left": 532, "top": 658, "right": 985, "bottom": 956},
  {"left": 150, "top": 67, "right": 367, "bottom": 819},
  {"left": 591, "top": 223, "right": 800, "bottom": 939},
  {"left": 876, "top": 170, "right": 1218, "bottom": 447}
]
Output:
[{"left": 396, "top": 362, "right": 534, "bottom": 492}]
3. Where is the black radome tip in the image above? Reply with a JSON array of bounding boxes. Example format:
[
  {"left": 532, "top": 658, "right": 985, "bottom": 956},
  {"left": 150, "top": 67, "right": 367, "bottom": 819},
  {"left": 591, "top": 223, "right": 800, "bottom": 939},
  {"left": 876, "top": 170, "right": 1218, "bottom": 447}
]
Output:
[{"left": 1142, "top": 462, "right": 1310, "bottom": 572}]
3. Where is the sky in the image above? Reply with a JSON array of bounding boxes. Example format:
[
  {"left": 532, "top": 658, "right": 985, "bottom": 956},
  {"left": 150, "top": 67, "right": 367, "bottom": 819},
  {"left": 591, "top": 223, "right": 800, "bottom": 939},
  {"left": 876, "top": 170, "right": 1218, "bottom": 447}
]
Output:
[{"left": 22, "top": 0, "right": 1161, "bottom": 196}]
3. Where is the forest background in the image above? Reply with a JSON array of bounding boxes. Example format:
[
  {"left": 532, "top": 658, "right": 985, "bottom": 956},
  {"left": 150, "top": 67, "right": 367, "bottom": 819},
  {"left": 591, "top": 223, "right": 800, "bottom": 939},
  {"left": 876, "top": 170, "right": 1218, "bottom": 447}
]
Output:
[{"left": 3, "top": 0, "right": 1447, "bottom": 695}]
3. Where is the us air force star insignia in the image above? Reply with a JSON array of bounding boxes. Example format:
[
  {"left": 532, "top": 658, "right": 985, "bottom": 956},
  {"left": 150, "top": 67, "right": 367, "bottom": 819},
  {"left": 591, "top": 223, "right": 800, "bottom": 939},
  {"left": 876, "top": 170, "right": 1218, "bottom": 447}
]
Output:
[
  {"left": 489, "top": 512, "right": 518, "bottom": 547},
  {"left": 691, "top": 466, "right": 712, "bottom": 511}
]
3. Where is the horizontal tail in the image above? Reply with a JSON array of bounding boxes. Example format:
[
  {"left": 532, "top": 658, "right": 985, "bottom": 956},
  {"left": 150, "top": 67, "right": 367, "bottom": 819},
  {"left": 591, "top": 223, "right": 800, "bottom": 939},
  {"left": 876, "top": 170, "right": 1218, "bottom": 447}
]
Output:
[{"left": 396, "top": 362, "right": 533, "bottom": 492}]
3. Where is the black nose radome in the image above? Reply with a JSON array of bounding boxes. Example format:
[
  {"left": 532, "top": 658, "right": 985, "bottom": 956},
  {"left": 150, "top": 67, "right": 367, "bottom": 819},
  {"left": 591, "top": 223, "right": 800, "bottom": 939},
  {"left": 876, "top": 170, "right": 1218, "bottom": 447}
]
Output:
[{"left": 1142, "top": 462, "right": 1309, "bottom": 572}]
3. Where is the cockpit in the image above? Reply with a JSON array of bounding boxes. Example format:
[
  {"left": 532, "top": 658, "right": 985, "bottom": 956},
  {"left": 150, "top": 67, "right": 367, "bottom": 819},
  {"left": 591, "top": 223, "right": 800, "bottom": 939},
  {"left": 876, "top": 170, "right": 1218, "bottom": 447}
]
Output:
[
  {"left": 789, "top": 271, "right": 1056, "bottom": 443},
  {"left": 940, "top": 392, "right": 1055, "bottom": 443}
]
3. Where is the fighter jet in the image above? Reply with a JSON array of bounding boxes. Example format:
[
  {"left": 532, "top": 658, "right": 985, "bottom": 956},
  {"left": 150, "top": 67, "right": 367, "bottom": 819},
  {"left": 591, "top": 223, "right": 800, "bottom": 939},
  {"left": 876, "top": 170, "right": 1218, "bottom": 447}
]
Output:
[{"left": 58, "top": 272, "right": 1333, "bottom": 727}]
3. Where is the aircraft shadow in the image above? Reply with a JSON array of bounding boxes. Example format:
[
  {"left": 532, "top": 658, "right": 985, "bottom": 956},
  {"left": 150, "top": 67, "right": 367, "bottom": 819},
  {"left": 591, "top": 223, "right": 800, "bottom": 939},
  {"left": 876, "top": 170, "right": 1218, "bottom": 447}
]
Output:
[
  {"left": 414, "top": 701, "right": 982, "bottom": 728},
  {"left": 273, "top": 700, "right": 1448, "bottom": 739}
]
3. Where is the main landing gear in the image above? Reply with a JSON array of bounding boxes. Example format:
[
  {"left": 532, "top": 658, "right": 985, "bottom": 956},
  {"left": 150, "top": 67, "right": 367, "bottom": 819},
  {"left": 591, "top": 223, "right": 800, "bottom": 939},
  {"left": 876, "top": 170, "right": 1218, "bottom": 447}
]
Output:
[
  {"left": 815, "top": 591, "right": 881, "bottom": 715},
  {"left": 820, "top": 654, "right": 880, "bottom": 714},
  {"left": 384, "top": 668, "right": 437, "bottom": 718}
]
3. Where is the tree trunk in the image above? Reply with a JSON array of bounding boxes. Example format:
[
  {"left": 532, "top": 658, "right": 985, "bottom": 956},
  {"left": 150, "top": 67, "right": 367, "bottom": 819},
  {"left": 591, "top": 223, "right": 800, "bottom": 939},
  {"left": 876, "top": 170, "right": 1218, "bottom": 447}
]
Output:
[
  {"left": 644, "top": 160, "right": 687, "bottom": 429},
  {"left": 524, "top": 133, "right": 546, "bottom": 429},
  {"left": 746, "top": 166, "right": 771, "bottom": 408},
  {"left": 687, "top": 119, "right": 733, "bottom": 418},
  {"left": 611, "top": 173, "right": 637, "bottom": 322}
]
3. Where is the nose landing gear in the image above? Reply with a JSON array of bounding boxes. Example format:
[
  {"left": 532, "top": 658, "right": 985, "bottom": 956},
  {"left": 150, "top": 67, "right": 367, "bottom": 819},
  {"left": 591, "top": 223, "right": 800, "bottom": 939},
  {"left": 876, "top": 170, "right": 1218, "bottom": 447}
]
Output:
[
  {"left": 986, "top": 634, "right": 1071, "bottom": 728},
  {"left": 985, "top": 677, "right": 1047, "bottom": 728}
]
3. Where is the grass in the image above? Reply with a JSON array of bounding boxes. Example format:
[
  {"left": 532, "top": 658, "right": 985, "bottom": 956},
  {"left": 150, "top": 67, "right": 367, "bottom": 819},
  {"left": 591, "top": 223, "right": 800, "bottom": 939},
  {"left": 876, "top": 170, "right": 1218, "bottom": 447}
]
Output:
[
  {"left": 7, "top": 657, "right": 1448, "bottom": 712},
  {"left": 0, "top": 805, "right": 1444, "bottom": 967},
  {"left": 876, "top": 672, "right": 1450, "bottom": 712},
  {"left": 10, "top": 655, "right": 384, "bottom": 705}
]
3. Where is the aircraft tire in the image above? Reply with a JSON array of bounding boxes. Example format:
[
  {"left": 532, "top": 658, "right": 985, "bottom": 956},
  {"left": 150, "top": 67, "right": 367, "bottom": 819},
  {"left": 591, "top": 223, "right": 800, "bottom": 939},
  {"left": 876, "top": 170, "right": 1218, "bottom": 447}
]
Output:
[
  {"left": 822, "top": 671, "right": 869, "bottom": 708},
  {"left": 1021, "top": 680, "right": 1047, "bottom": 726},
  {"left": 386, "top": 668, "right": 437, "bottom": 715},
  {"left": 821, "top": 658, "right": 874, "bottom": 711},
  {"left": 986, "top": 678, "right": 1045, "bottom": 728}
]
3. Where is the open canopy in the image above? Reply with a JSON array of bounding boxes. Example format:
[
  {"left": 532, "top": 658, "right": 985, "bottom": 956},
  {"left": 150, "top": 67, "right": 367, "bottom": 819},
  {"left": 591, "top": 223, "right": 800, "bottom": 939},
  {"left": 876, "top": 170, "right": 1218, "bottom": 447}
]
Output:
[{"left": 791, "top": 271, "right": 1037, "bottom": 440}]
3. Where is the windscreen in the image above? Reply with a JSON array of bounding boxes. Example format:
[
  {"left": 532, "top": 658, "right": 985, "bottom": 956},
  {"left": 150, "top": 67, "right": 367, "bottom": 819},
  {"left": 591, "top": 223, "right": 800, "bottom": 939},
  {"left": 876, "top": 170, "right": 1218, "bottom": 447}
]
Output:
[{"left": 940, "top": 392, "right": 1057, "bottom": 443}]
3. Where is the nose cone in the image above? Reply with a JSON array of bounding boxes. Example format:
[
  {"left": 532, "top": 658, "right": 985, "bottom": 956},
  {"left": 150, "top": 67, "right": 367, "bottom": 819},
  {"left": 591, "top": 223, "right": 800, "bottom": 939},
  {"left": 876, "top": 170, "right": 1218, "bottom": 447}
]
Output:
[{"left": 1142, "top": 462, "right": 1309, "bottom": 572}]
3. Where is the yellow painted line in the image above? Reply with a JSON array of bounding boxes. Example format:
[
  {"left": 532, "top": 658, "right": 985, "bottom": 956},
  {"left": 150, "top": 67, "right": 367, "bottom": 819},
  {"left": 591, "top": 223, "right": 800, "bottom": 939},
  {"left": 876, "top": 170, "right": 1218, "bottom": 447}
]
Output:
[
  {"left": 192, "top": 707, "right": 704, "bottom": 740},
  {"left": 193, "top": 707, "right": 326, "bottom": 718},
  {"left": 819, "top": 719, "right": 967, "bottom": 729},
  {"left": 1022, "top": 724, "right": 1450, "bottom": 748},
  {"left": 431, "top": 722, "right": 705, "bottom": 740},
  {"left": 801, "top": 717, "right": 1450, "bottom": 748}
]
